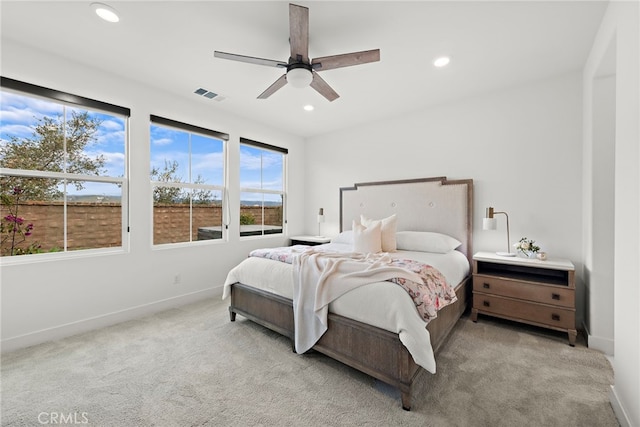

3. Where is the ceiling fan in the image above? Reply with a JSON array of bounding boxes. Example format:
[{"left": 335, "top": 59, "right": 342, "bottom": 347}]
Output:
[{"left": 214, "top": 3, "right": 380, "bottom": 102}]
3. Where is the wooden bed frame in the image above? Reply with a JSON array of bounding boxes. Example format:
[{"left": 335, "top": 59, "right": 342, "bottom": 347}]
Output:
[{"left": 228, "top": 177, "right": 473, "bottom": 410}]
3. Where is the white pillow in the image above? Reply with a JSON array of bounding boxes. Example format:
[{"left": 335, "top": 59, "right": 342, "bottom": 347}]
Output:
[
  {"left": 360, "top": 214, "right": 397, "bottom": 252},
  {"left": 331, "top": 230, "right": 353, "bottom": 244},
  {"left": 395, "top": 231, "right": 462, "bottom": 254},
  {"left": 352, "top": 220, "right": 382, "bottom": 253}
]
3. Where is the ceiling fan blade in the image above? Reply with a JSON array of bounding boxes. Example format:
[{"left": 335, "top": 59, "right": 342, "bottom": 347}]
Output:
[
  {"left": 311, "top": 49, "right": 380, "bottom": 71},
  {"left": 214, "top": 51, "right": 287, "bottom": 68},
  {"left": 310, "top": 72, "right": 339, "bottom": 102},
  {"left": 257, "top": 74, "right": 288, "bottom": 99},
  {"left": 289, "top": 4, "right": 309, "bottom": 63}
]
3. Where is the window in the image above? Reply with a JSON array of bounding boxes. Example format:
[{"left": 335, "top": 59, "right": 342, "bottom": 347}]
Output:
[
  {"left": 0, "top": 77, "right": 129, "bottom": 258},
  {"left": 150, "top": 115, "right": 228, "bottom": 246},
  {"left": 239, "top": 138, "right": 287, "bottom": 237}
]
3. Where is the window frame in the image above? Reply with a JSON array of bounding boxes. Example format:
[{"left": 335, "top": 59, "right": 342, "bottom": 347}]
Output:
[
  {"left": 0, "top": 77, "right": 130, "bottom": 262},
  {"left": 239, "top": 137, "right": 288, "bottom": 238},
  {"left": 149, "top": 115, "right": 229, "bottom": 248}
]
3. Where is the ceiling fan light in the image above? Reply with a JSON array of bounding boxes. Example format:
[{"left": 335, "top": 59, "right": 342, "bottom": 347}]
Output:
[{"left": 287, "top": 68, "right": 313, "bottom": 88}]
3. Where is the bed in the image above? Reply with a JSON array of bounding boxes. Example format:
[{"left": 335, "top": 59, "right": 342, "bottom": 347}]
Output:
[{"left": 223, "top": 177, "right": 473, "bottom": 410}]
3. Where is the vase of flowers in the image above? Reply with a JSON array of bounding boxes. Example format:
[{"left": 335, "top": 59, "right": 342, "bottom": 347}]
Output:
[{"left": 514, "top": 237, "right": 540, "bottom": 258}]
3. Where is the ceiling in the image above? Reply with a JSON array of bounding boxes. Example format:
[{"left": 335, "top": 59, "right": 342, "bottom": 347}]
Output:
[{"left": 1, "top": 1, "right": 608, "bottom": 138}]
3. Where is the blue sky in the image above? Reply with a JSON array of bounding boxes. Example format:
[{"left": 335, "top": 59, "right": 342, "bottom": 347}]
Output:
[
  {"left": 2, "top": 90, "right": 284, "bottom": 202},
  {"left": 0, "top": 91, "right": 126, "bottom": 179},
  {"left": 1, "top": 90, "right": 125, "bottom": 197},
  {"left": 150, "top": 124, "right": 224, "bottom": 186},
  {"left": 239, "top": 143, "right": 284, "bottom": 204}
]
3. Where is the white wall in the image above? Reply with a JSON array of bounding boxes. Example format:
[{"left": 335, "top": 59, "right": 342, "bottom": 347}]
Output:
[
  {"left": 305, "top": 73, "right": 584, "bottom": 275},
  {"left": 583, "top": 2, "right": 640, "bottom": 426},
  {"left": 0, "top": 40, "right": 307, "bottom": 352},
  {"left": 585, "top": 71, "right": 616, "bottom": 355}
]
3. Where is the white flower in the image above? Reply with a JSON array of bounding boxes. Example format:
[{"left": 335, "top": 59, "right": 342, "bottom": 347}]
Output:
[{"left": 515, "top": 237, "right": 540, "bottom": 255}]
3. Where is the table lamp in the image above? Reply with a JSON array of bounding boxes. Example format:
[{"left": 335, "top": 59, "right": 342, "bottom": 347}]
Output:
[{"left": 483, "top": 206, "right": 515, "bottom": 257}]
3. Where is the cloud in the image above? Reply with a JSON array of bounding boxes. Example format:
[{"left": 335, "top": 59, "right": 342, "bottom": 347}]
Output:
[
  {"left": 100, "top": 119, "right": 124, "bottom": 132},
  {"left": 152, "top": 137, "right": 173, "bottom": 146},
  {"left": 239, "top": 148, "right": 282, "bottom": 170},
  {"left": 102, "top": 151, "right": 125, "bottom": 165},
  {"left": 150, "top": 124, "right": 186, "bottom": 147},
  {"left": 0, "top": 107, "right": 39, "bottom": 124},
  {"left": 191, "top": 153, "right": 224, "bottom": 185},
  {"left": 1, "top": 92, "right": 61, "bottom": 116},
  {"left": 94, "top": 129, "right": 125, "bottom": 147},
  {"left": 192, "top": 152, "right": 224, "bottom": 170},
  {"left": 0, "top": 123, "right": 34, "bottom": 140},
  {"left": 81, "top": 150, "right": 125, "bottom": 177}
]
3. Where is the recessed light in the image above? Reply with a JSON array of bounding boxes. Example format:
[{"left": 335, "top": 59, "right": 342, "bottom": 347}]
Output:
[
  {"left": 303, "top": 105, "right": 314, "bottom": 111},
  {"left": 433, "top": 56, "right": 450, "bottom": 68},
  {"left": 91, "top": 3, "right": 120, "bottom": 23}
]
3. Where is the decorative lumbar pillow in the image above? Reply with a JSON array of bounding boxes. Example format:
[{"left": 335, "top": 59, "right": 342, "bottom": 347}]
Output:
[
  {"left": 330, "top": 230, "right": 354, "bottom": 244},
  {"left": 352, "top": 220, "right": 382, "bottom": 253},
  {"left": 361, "top": 214, "right": 397, "bottom": 252},
  {"left": 395, "top": 231, "right": 462, "bottom": 254}
]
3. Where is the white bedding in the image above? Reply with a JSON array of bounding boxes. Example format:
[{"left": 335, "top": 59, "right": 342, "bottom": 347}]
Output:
[{"left": 222, "top": 242, "right": 469, "bottom": 373}]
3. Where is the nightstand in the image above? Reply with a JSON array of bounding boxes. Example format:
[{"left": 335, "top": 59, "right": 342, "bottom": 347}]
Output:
[
  {"left": 289, "top": 235, "right": 331, "bottom": 246},
  {"left": 471, "top": 251, "right": 577, "bottom": 346}
]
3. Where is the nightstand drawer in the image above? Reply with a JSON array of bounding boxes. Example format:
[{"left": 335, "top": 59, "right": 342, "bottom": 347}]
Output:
[
  {"left": 473, "top": 294, "right": 576, "bottom": 329},
  {"left": 473, "top": 275, "right": 574, "bottom": 308}
]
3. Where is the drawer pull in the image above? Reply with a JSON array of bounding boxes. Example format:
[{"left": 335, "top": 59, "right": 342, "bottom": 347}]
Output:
[
  {"left": 552, "top": 293, "right": 560, "bottom": 300},
  {"left": 551, "top": 314, "right": 560, "bottom": 321},
  {"left": 483, "top": 301, "right": 491, "bottom": 307},
  {"left": 483, "top": 283, "right": 491, "bottom": 289}
]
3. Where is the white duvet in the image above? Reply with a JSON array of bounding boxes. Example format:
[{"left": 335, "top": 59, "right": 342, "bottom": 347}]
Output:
[{"left": 222, "top": 242, "right": 469, "bottom": 373}]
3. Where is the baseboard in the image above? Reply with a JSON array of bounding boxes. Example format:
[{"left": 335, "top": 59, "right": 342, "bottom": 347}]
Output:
[
  {"left": 582, "top": 320, "right": 615, "bottom": 356},
  {"left": 1, "top": 286, "right": 223, "bottom": 354},
  {"left": 587, "top": 333, "right": 615, "bottom": 355},
  {"left": 610, "top": 385, "right": 632, "bottom": 427}
]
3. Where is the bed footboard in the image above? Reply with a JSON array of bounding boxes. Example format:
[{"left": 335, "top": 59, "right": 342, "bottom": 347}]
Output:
[
  {"left": 228, "top": 277, "right": 469, "bottom": 410},
  {"left": 230, "top": 283, "right": 294, "bottom": 341},
  {"left": 314, "top": 312, "right": 420, "bottom": 410}
]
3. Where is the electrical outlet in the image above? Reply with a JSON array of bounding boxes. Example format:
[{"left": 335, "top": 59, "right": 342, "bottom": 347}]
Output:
[{"left": 173, "top": 274, "right": 181, "bottom": 285}]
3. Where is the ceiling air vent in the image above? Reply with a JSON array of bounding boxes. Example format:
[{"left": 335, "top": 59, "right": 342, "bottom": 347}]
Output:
[{"left": 193, "top": 87, "right": 226, "bottom": 102}]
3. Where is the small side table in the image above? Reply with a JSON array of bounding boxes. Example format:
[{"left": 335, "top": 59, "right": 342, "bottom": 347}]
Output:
[
  {"left": 471, "top": 251, "right": 577, "bottom": 346},
  {"left": 289, "top": 235, "right": 331, "bottom": 246}
]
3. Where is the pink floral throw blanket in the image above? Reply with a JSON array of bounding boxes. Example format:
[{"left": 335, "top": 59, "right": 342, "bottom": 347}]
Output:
[{"left": 249, "top": 245, "right": 457, "bottom": 323}]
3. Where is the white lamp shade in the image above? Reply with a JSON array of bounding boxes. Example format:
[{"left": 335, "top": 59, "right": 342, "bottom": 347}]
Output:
[
  {"left": 287, "top": 68, "right": 313, "bottom": 88},
  {"left": 483, "top": 217, "right": 497, "bottom": 230}
]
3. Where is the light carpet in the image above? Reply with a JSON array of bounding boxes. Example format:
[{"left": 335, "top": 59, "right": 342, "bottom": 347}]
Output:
[{"left": 1, "top": 297, "right": 618, "bottom": 426}]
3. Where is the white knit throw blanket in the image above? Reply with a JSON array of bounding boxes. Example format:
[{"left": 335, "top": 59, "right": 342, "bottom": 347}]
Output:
[{"left": 292, "top": 249, "right": 423, "bottom": 353}]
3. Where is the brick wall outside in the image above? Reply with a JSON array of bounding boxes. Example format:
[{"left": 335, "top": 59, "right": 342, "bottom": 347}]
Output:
[{"left": 1, "top": 202, "right": 283, "bottom": 254}]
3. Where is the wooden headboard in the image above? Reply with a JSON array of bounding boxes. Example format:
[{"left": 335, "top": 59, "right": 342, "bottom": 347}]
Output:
[{"left": 340, "top": 177, "right": 474, "bottom": 265}]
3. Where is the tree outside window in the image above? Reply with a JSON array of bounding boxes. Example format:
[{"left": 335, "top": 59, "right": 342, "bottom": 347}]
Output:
[
  {"left": 150, "top": 117, "right": 226, "bottom": 245},
  {"left": 0, "top": 84, "right": 128, "bottom": 257}
]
